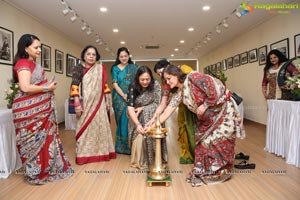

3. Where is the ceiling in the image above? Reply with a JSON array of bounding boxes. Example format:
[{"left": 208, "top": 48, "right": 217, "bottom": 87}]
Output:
[{"left": 4, "top": 0, "right": 297, "bottom": 60}]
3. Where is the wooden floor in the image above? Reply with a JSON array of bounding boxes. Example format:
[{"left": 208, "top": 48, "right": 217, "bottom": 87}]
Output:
[{"left": 0, "top": 111, "right": 299, "bottom": 200}]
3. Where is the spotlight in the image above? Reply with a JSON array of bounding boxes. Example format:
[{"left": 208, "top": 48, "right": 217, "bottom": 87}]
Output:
[
  {"left": 70, "top": 13, "right": 77, "bottom": 22},
  {"left": 223, "top": 19, "right": 229, "bottom": 28},
  {"left": 86, "top": 28, "right": 93, "bottom": 35},
  {"left": 62, "top": 7, "right": 70, "bottom": 15},
  {"left": 81, "top": 23, "right": 88, "bottom": 31},
  {"left": 98, "top": 41, "right": 103, "bottom": 46},
  {"left": 206, "top": 35, "right": 211, "bottom": 41},
  {"left": 105, "top": 47, "right": 110, "bottom": 52},
  {"left": 216, "top": 26, "right": 221, "bottom": 34},
  {"left": 203, "top": 40, "right": 208, "bottom": 44}
]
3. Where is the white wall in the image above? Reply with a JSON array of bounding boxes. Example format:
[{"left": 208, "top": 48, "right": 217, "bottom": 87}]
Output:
[
  {"left": 199, "top": 12, "right": 300, "bottom": 125},
  {"left": 0, "top": 1, "right": 82, "bottom": 123}
]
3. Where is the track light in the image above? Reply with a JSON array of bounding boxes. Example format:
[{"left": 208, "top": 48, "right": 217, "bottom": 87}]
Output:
[
  {"left": 105, "top": 47, "right": 110, "bottom": 52},
  {"left": 222, "top": 19, "right": 229, "bottom": 28},
  {"left": 206, "top": 35, "right": 211, "bottom": 41},
  {"left": 70, "top": 12, "right": 77, "bottom": 22},
  {"left": 86, "top": 28, "right": 93, "bottom": 35},
  {"left": 81, "top": 23, "right": 88, "bottom": 31},
  {"left": 216, "top": 25, "right": 221, "bottom": 34},
  {"left": 62, "top": 7, "right": 70, "bottom": 15}
]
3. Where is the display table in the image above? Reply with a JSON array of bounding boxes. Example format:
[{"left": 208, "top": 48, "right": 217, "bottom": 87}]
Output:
[
  {"left": 0, "top": 107, "right": 22, "bottom": 179},
  {"left": 64, "top": 99, "right": 77, "bottom": 130},
  {"left": 265, "top": 100, "right": 300, "bottom": 167}
]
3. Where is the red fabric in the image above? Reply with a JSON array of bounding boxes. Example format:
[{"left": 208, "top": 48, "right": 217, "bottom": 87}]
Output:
[{"left": 76, "top": 152, "right": 117, "bottom": 164}]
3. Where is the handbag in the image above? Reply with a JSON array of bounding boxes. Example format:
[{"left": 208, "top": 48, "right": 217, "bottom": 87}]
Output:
[
  {"left": 68, "top": 97, "right": 83, "bottom": 114},
  {"left": 232, "top": 92, "right": 243, "bottom": 105}
]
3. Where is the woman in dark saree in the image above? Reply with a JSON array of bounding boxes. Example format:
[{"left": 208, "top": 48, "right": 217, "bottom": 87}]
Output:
[{"left": 127, "top": 66, "right": 167, "bottom": 169}]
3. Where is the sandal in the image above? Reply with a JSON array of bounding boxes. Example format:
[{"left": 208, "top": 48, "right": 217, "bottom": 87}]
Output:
[
  {"left": 234, "top": 160, "right": 255, "bottom": 169},
  {"left": 235, "top": 152, "right": 249, "bottom": 160}
]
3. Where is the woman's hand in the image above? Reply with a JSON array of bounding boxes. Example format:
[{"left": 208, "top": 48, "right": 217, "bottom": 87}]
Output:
[
  {"left": 75, "top": 105, "right": 82, "bottom": 117},
  {"left": 145, "top": 117, "right": 155, "bottom": 128},
  {"left": 136, "top": 123, "right": 145, "bottom": 135},
  {"left": 122, "top": 94, "right": 127, "bottom": 101},
  {"left": 196, "top": 104, "right": 208, "bottom": 118},
  {"left": 135, "top": 107, "right": 143, "bottom": 117},
  {"left": 48, "top": 81, "right": 58, "bottom": 92}
]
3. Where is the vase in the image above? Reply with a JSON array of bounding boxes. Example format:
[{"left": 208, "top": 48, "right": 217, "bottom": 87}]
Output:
[{"left": 7, "top": 104, "right": 12, "bottom": 109}]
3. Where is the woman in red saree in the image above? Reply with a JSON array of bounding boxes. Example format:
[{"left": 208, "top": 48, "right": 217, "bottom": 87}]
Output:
[
  {"left": 70, "top": 45, "right": 116, "bottom": 164},
  {"left": 12, "top": 34, "right": 73, "bottom": 184},
  {"left": 158, "top": 65, "right": 244, "bottom": 186}
]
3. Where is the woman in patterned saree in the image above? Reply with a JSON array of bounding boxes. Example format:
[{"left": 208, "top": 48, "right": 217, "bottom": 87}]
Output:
[
  {"left": 127, "top": 66, "right": 167, "bottom": 169},
  {"left": 112, "top": 47, "right": 138, "bottom": 154},
  {"left": 70, "top": 45, "right": 116, "bottom": 164},
  {"left": 12, "top": 34, "right": 73, "bottom": 184},
  {"left": 158, "top": 65, "right": 244, "bottom": 187}
]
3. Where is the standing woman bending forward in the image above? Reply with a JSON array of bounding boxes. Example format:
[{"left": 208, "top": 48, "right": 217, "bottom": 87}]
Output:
[
  {"left": 159, "top": 65, "right": 244, "bottom": 186},
  {"left": 70, "top": 45, "right": 116, "bottom": 164}
]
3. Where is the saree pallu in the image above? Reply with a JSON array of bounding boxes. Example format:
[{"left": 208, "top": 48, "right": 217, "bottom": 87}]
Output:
[
  {"left": 112, "top": 64, "right": 138, "bottom": 154},
  {"left": 13, "top": 64, "right": 73, "bottom": 185},
  {"left": 76, "top": 64, "right": 116, "bottom": 164},
  {"left": 128, "top": 81, "right": 167, "bottom": 169}
]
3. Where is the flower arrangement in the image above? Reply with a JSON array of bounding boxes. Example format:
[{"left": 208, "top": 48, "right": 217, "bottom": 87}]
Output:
[
  {"left": 284, "top": 74, "right": 300, "bottom": 100},
  {"left": 4, "top": 79, "right": 19, "bottom": 108},
  {"left": 216, "top": 70, "right": 228, "bottom": 84}
]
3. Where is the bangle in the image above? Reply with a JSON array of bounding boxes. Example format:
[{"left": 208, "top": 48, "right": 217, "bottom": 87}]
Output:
[
  {"left": 74, "top": 102, "right": 81, "bottom": 107},
  {"left": 136, "top": 123, "right": 141, "bottom": 126},
  {"left": 42, "top": 85, "right": 49, "bottom": 92}
]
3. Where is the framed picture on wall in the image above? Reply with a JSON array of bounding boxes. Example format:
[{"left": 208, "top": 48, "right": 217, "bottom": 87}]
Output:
[
  {"left": 294, "top": 34, "right": 300, "bottom": 57},
  {"left": 249, "top": 48, "right": 258, "bottom": 63},
  {"left": 233, "top": 55, "right": 240, "bottom": 67},
  {"left": 55, "top": 49, "right": 64, "bottom": 74},
  {"left": 216, "top": 62, "right": 221, "bottom": 72},
  {"left": 270, "top": 38, "right": 289, "bottom": 59},
  {"left": 41, "top": 44, "right": 51, "bottom": 71},
  {"left": 258, "top": 45, "right": 267, "bottom": 66},
  {"left": 0, "top": 26, "right": 14, "bottom": 65},
  {"left": 240, "top": 52, "right": 248, "bottom": 65},
  {"left": 66, "top": 54, "right": 77, "bottom": 77},
  {"left": 222, "top": 59, "right": 227, "bottom": 71},
  {"left": 227, "top": 57, "right": 233, "bottom": 69}
]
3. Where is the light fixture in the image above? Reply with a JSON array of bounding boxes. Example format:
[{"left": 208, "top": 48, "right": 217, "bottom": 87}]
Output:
[
  {"left": 105, "top": 47, "right": 110, "bottom": 52},
  {"left": 86, "top": 28, "right": 93, "bottom": 35},
  {"left": 70, "top": 12, "right": 77, "bottom": 22},
  {"left": 222, "top": 19, "right": 229, "bottom": 28},
  {"left": 180, "top": 40, "right": 185, "bottom": 44},
  {"left": 174, "top": 48, "right": 179, "bottom": 51},
  {"left": 96, "top": 38, "right": 101, "bottom": 43},
  {"left": 188, "top": 27, "right": 194, "bottom": 32},
  {"left": 61, "top": 0, "right": 66, "bottom": 5},
  {"left": 62, "top": 6, "right": 70, "bottom": 15},
  {"left": 206, "top": 35, "right": 211, "bottom": 41},
  {"left": 202, "top": 5, "right": 210, "bottom": 11},
  {"left": 216, "top": 25, "right": 221, "bottom": 34},
  {"left": 113, "top": 29, "right": 119, "bottom": 33},
  {"left": 203, "top": 40, "right": 208, "bottom": 44},
  {"left": 120, "top": 41, "right": 125, "bottom": 44},
  {"left": 100, "top": 7, "right": 107, "bottom": 12},
  {"left": 171, "top": 54, "right": 174, "bottom": 57},
  {"left": 81, "top": 22, "right": 88, "bottom": 31}
]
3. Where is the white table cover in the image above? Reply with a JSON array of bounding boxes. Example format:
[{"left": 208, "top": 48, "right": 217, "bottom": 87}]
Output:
[
  {"left": 265, "top": 100, "right": 300, "bottom": 167},
  {"left": 0, "top": 107, "right": 22, "bottom": 179}
]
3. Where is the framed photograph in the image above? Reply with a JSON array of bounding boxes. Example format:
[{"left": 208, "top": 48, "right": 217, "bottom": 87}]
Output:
[
  {"left": 221, "top": 59, "right": 227, "bottom": 71},
  {"left": 41, "top": 44, "right": 51, "bottom": 71},
  {"left": 270, "top": 38, "right": 289, "bottom": 59},
  {"left": 258, "top": 45, "right": 267, "bottom": 66},
  {"left": 55, "top": 49, "right": 64, "bottom": 74},
  {"left": 249, "top": 48, "right": 258, "bottom": 63},
  {"left": 216, "top": 62, "right": 221, "bottom": 72},
  {"left": 0, "top": 27, "right": 14, "bottom": 65},
  {"left": 233, "top": 55, "right": 240, "bottom": 67},
  {"left": 294, "top": 34, "right": 300, "bottom": 57},
  {"left": 66, "top": 54, "right": 77, "bottom": 77},
  {"left": 240, "top": 52, "right": 248, "bottom": 65},
  {"left": 227, "top": 57, "right": 233, "bottom": 69}
]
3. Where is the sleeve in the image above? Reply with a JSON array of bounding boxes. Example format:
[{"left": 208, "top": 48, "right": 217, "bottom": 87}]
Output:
[
  {"left": 168, "top": 91, "right": 182, "bottom": 108},
  {"left": 111, "top": 66, "right": 118, "bottom": 84},
  {"left": 70, "top": 64, "right": 83, "bottom": 97},
  {"left": 262, "top": 71, "right": 268, "bottom": 87},
  {"left": 154, "top": 80, "right": 162, "bottom": 105},
  {"left": 189, "top": 73, "right": 219, "bottom": 107},
  {"left": 127, "top": 84, "right": 135, "bottom": 107},
  {"left": 14, "top": 59, "right": 33, "bottom": 73},
  {"left": 162, "top": 82, "right": 171, "bottom": 96},
  {"left": 286, "top": 64, "right": 299, "bottom": 76}
]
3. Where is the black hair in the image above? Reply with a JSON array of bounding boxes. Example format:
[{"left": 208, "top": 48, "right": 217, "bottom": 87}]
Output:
[
  {"left": 13, "top": 34, "right": 40, "bottom": 82},
  {"left": 113, "top": 47, "right": 133, "bottom": 66},
  {"left": 162, "top": 65, "right": 186, "bottom": 84},
  {"left": 154, "top": 59, "right": 170, "bottom": 73},
  {"left": 80, "top": 45, "right": 101, "bottom": 62},
  {"left": 130, "top": 66, "right": 155, "bottom": 98},
  {"left": 264, "top": 49, "right": 288, "bottom": 73}
]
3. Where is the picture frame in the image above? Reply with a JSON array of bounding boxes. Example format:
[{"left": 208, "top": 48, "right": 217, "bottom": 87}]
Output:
[
  {"left": 270, "top": 38, "right": 289, "bottom": 59},
  {"left": 258, "top": 45, "right": 267, "bottom": 66},
  {"left": 66, "top": 54, "right": 77, "bottom": 77},
  {"left": 227, "top": 57, "right": 233, "bottom": 69},
  {"left": 216, "top": 62, "right": 221, "bottom": 72},
  {"left": 294, "top": 34, "right": 300, "bottom": 57},
  {"left": 233, "top": 54, "right": 240, "bottom": 67},
  {"left": 55, "top": 49, "right": 64, "bottom": 74},
  {"left": 222, "top": 59, "right": 227, "bottom": 71},
  {"left": 0, "top": 27, "right": 14, "bottom": 65},
  {"left": 240, "top": 52, "right": 248, "bottom": 65},
  {"left": 249, "top": 48, "right": 258, "bottom": 63},
  {"left": 41, "top": 44, "right": 51, "bottom": 71}
]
